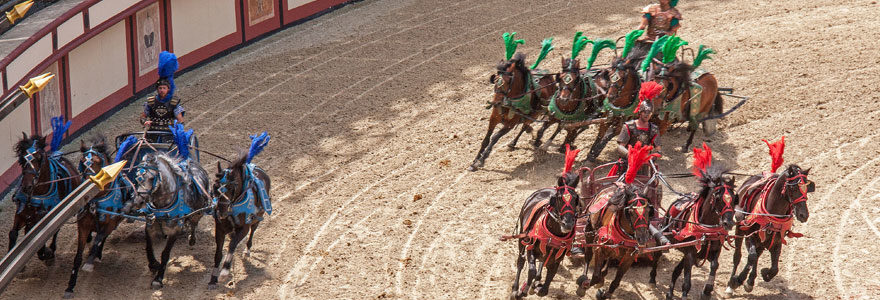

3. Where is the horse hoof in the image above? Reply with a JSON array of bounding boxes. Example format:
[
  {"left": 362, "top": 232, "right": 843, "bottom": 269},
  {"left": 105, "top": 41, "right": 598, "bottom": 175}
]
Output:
[
  {"left": 151, "top": 281, "right": 163, "bottom": 289},
  {"left": 700, "top": 293, "right": 711, "bottom": 300},
  {"left": 760, "top": 268, "right": 775, "bottom": 282},
  {"left": 94, "top": 257, "right": 102, "bottom": 263},
  {"left": 665, "top": 291, "right": 674, "bottom": 300},
  {"left": 536, "top": 286, "right": 548, "bottom": 297},
  {"left": 244, "top": 248, "right": 251, "bottom": 257},
  {"left": 63, "top": 291, "right": 74, "bottom": 299},
  {"left": 509, "top": 290, "right": 521, "bottom": 300},
  {"left": 43, "top": 258, "right": 55, "bottom": 266},
  {"left": 743, "top": 284, "right": 753, "bottom": 293},
  {"left": 576, "top": 286, "right": 586, "bottom": 297},
  {"left": 724, "top": 286, "right": 736, "bottom": 296},
  {"left": 467, "top": 164, "right": 479, "bottom": 172},
  {"left": 596, "top": 289, "right": 607, "bottom": 300},
  {"left": 219, "top": 268, "right": 230, "bottom": 279},
  {"left": 81, "top": 263, "right": 94, "bottom": 272}
]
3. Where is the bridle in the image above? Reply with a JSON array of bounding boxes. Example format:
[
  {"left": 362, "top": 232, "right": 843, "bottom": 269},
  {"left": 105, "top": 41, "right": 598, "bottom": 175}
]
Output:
[
  {"left": 625, "top": 195, "right": 650, "bottom": 230},
  {"left": 79, "top": 147, "right": 108, "bottom": 176},
  {"left": 783, "top": 173, "right": 810, "bottom": 206},
  {"left": 493, "top": 62, "right": 531, "bottom": 100},
  {"left": 135, "top": 165, "right": 161, "bottom": 198},
  {"left": 548, "top": 185, "right": 577, "bottom": 224},
  {"left": 602, "top": 59, "right": 639, "bottom": 105},
  {"left": 213, "top": 168, "right": 235, "bottom": 208},
  {"left": 705, "top": 180, "right": 735, "bottom": 218}
]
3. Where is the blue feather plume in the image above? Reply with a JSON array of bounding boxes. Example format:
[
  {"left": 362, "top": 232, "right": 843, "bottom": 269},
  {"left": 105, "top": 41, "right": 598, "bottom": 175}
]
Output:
[
  {"left": 168, "top": 121, "right": 193, "bottom": 160},
  {"left": 49, "top": 116, "right": 71, "bottom": 152},
  {"left": 157, "top": 51, "right": 179, "bottom": 103},
  {"left": 246, "top": 132, "right": 270, "bottom": 164},
  {"left": 115, "top": 135, "right": 137, "bottom": 163}
]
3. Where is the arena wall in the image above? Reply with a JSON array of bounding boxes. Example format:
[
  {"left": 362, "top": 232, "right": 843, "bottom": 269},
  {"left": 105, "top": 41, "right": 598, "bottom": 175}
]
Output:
[{"left": 0, "top": 0, "right": 355, "bottom": 193}]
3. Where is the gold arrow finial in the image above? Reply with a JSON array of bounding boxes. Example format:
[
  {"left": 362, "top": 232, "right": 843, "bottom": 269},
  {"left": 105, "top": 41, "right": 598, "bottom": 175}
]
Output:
[
  {"left": 18, "top": 72, "right": 54, "bottom": 98},
  {"left": 89, "top": 160, "right": 127, "bottom": 191},
  {"left": 5, "top": 0, "right": 33, "bottom": 25}
]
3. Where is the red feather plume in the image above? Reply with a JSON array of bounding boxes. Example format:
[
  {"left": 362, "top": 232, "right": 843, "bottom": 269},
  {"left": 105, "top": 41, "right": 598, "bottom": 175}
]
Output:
[
  {"left": 563, "top": 144, "right": 581, "bottom": 175},
  {"left": 763, "top": 136, "right": 785, "bottom": 173},
  {"left": 625, "top": 141, "right": 661, "bottom": 184},
  {"left": 692, "top": 142, "right": 712, "bottom": 177},
  {"left": 635, "top": 81, "right": 663, "bottom": 114}
]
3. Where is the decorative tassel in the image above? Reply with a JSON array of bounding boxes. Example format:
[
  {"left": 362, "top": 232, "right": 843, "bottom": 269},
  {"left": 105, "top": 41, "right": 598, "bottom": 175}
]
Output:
[
  {"left": 692, "top": 45, "right": 716, "bottom": 68},
  {"left": 691, "top": 142, "right": 712, "bottom": 177},
  {"left": 640, "top": 35, "right": 669, "bottom": 72},
  {"left": 620, "top": 29, "right": 644, "bottom": 59},
  {"left": 762, "top": 136, "right": 785, "bottom": 173},
  {"left": 586, "top": 39, "right": 616, "bottom": 69},
  {"left": 168, "top": 121, "right": 193, "bottom": 160},
  {"left": 562, "top": 144, "right": 580, "bottom": 175},
  {"left": 625, "top": 141, "right": 661, "bottom": 184},
  {"left": 115, "top": 135, "right": 137, "bottom": 163},
  {"left": 571, "top": 31, "right": 592, "bottom": 59},
  {"left": 660, "top": 35, "right": 688, "bottom": 64},
  {"left": 503, "top": 32, "right": 525, "bottom": 61},
  {"left": 247, "top": 131, "right": 271, "bottom": 164},
  {"left": 530, "top": 38, "right": 554, "bottom": 70},
  {"left": 49, "top": 116, "right": 71, "bottom": 152}
]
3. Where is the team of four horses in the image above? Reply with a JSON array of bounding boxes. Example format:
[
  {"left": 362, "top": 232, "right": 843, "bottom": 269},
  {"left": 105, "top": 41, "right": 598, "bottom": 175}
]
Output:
[
  {"left": 10, "top": 117, "right": 273, "bottom": 298},
  {"left": 477, "top": 31, "right": 816, "bottom": 299}
]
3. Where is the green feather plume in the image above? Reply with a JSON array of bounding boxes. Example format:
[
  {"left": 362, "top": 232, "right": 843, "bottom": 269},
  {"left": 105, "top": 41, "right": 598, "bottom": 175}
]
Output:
[
  {"left": 692, "top": 44, "right": 716, "bottom": 68},
  {"left": 586, "top": 39, "right": 616, "bottom": 69},
  {"left": 640, "top": 35, "right": 669, "bottom": 72},
  {"left": 670, "top": 0, "right": 679, "bottom": 7},
  {"left": 661, "top": 35, "right": 688, "bottom": 64},
  {"left": 530, "top": 38, "right": 554, "bottom": 70},
  {"left": 503, "top": 32, "right": 525, "bottom": 60},
  {"left": 571, "top": 31, "right": 592, "bottom": 59},
  {"left": 620, "top": 29, "right": 644, "bottom": 59}
]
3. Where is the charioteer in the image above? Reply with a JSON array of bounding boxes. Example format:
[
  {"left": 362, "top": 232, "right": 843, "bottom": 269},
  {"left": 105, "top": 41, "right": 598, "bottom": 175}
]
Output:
[{"left": 140, "top": 51, "right": 183, "bottom": 142}]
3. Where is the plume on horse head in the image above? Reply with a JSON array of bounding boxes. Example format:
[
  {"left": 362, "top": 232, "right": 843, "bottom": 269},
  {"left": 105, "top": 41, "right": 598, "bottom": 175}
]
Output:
[
  {"left": 502, "top": 32, "right": 525, "bottom": 61},
  {"left": 692, "top": 142, "right": 712, "bottom": 177},
  {"left": 50, "top": 116, "right": 72, "bottom": 153},
  {"left": 559, "top": 144, "right": 580, "bottom": 187},
  {"left": 625, "top": 141, "right": 660, "bottom": 184},
  {"left": 529, "top": 37, "right": 554, "bottom": 70},
  {"left": 115, "top": 135, "right": 137, "bottom": 163},
  {"left": 620, "top": 29, "right": 644, "bottom": 59},
  {"left": 247, "top": 132, "right": 270, "bottom": 164},
  {"left": 169, "top": 122, "right": 194, "bottom": 160},
  {"left": 14, "top": 133, "right": 46, "bottom": 166},
  {"left": 762, "top": 136, "right": 784, "bottom": 173},
  {"left": 586, "top": 39, "right": 616, "bottom": 69},
  {"left": 641, "top": 35, "right": 669, "bottom": 72},
  {"left": 692, "top": 45, "right": 716, "bottom": 68}
]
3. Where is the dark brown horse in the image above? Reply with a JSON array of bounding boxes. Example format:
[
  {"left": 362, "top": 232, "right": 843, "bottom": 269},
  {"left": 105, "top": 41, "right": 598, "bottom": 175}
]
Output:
[
  {"left": 507, "top": 171, "right": 580, "bottom": 299},
  {"left": 725, "top": 164, "right": 813, "bottom": 295},
  {"left": 535, "top": 57, "right": 602, "bottom": 153},
  {"left": 208, "top": 152, "right": 271, "bottom": 288},
  {"left": 576, "top": 184, "right": 653, "bottom": 299},
  {"left": 646, "top": 59, "right": 723, "bottom": 151},
  {"left": 469, "top": 53, "right": 556, "bottom": 171},
  {"left": 11, "top": 132, "right": 80, "bottom": 265},
  {"left": 586, "top": 45, "right": 647, "bottom": 161},
  {"left": 650, "top": 165, "right": 737, "bottom": 300},
  {"left": 64, "top": 136, "right": 134, "bottom": 298}
]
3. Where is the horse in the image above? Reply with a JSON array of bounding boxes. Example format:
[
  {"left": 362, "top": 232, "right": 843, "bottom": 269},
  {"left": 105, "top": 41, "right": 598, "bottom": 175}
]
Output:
[
  {"left": 468, "top": 53, "right": 556, "bottom": 171},
  {"left": 585, "top": 44, "right": 648, "bottom": 161},
  {"left": 725, "top": 164, "right": 813, "bottom": 295},
  {"left": 208, "top": 152, "right": 271, "bottom": 288},
  {"left": 64, "top": 136, "right": 135, "bottom": 298},
  {"left": 130, "top": 152, "right": 210, "bottom": 288},
  {"left": 650, "top": 165, "right": 738, "bottom": 300},
  {"left": 576, "top": 184, "right": 654, "bottom": 299},
  {"left": 11, "top": 132, "right": 80, "bottom": 265},
  {"left": 535, "top": 57, "right": 602, "bottom": 153},
  {"left": 506, "top": 170, "right": 580, "bottom": 299},
  {"left": 646, "top": 58, "right": 723, "bottom": 151}
]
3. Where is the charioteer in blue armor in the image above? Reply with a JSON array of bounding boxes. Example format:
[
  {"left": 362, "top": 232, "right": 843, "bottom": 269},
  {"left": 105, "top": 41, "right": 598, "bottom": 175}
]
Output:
[{"left": 140, "top": 51, "right": 183, "bottom": 142}]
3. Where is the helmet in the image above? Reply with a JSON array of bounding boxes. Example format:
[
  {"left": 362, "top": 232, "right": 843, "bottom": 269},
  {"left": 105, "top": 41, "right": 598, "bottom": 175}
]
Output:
[{"left": 635, "top": 100, "right": 654, "bottom": 114}]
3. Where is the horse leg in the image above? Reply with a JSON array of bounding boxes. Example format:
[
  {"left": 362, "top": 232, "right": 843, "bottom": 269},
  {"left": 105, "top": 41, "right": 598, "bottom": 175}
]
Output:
[
  {"left": 576, "top": 246, "right": 594, "bottom": 296},
  {"left": 469, "top": 115, "right": 499, "bottom": 171},
  {"left": 83, "top": 220, "right": 115, "bottom": 272},
  {"left": 507, "top": 124, "right": 529, "bottom": 150},
  {"left": 680, "top": 250, "right": 696, "bottom": 300},
  {"left": 725, "top": 236, "right": 744, "bottom": 294},
  {"left": 587, "top": 121, "right": 618, "bottom": 162},
  {"left": 152, "top": 233, "right": 179, "bottom": 289},
  {"left": 536, "top": 260, "right": 561, "bottom": 297},
  {"left": 218, "top": 226, "right": 249, "bottom": 283},
  {"left": 649, "top": 251, "right": 662, "bottom": 284},
  {"left": 742, "top": 238, "right": 764, "bottom": 292},
  {"left": 599, "top": 255, "right": 635, "bottom": 300},
  {"left": 64, "top": 222, "right": 92, "bottom": 298},
  {"left": 667, "top": 253, "right": 686, "bottom": 300},
  {"left": 245, "top": 222, "right": 259, "bottom": 257},
  {"left": 188, "top": 219, "right": 198, "bottom": 246},
  {"left": 761, "top": 241, "right": 782, "bottom": 282},
  {"left": 682, "top": 127, "right": 697, "bottom": 153},
  {"left": 209, "top": 221, "right": 228, "bottom": 289},
  {"left": 533, "top": 120, "right": 556, "bottom": 148},
  {"left": 588, "top": 251, "right": 607, "bottom": 289},
  {"left": 475, "top": 126, "right": 513, "bottom": 169},
  {"left": 145, "top": 226, "right": 161, "bottom": 272},
  {"left": 556, "top": 127, "right": 580, "bottom": 154},
  {"left": 510, "top": 245, "right": 526, "bottom": 300},
  {"left": 521, "top": 250, "right": 538, "bottom": 297},
  {"left": 701, "top": 246, "right": 722, "bottom": 300},
  {"left": 8, "top": 217, "right": 22, "bottom": 252}
]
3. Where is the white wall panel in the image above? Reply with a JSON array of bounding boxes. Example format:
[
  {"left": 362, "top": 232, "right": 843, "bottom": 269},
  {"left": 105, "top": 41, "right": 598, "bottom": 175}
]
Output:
[
  {"left": 0, "top": 104, "right": 31, "bottom": 175},
  {"left": 89, "top": 0, "right": 140, "bottom": 27},
  {"left": 171, "top": 0, "right": 237, "bottom": 56},
  {"left": 6, "top": 34, "right": 53, "bottom": 89},
  {"left": 68, "top": 21, "right": 128, "bottom": 117},
  {"left": 56, "top": 12, "right": 84, "bottom": 49}
]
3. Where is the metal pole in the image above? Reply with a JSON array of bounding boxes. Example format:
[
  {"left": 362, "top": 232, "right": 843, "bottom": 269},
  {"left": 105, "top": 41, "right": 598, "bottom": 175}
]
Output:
[{"left": 0, "top": 72, "right": 54, "bottom": 122}]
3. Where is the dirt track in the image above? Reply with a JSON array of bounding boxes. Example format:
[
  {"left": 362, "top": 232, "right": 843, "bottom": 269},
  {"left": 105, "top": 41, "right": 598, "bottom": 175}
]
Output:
[{"left": 2, "top": 0, "right": 880, "bottom": 299}]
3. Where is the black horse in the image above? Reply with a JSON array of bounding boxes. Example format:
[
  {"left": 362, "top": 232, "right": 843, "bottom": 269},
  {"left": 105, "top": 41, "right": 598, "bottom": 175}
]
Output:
[
  {"left": 650, "top": 165, "right": 738, "bottom": 300},
  {"left": 11, "top": 132, "right": 80, "bottom": 265},
  {"left": 725, "top": 164, "right": 813, "bottom": 295}
]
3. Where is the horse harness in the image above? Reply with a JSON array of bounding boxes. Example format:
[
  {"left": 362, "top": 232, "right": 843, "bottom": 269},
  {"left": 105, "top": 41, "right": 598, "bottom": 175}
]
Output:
[
  {"left": 136, "top": 163, "right": 198, "bottom": 226},
  {"left": 547, "top": 71, "right": 600, "bottom": 121},
  {"left": 213, "top": 163, "right": 272, "bottom": 226},
  {"left": 14, "top": 141, "right": 75, "bottom": 214},
  {"left": 738, "top": 173, "right": 809, "bottom": 245}
]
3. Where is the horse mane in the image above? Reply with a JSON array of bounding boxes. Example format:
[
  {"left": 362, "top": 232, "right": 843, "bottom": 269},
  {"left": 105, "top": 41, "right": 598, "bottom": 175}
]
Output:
[
  {"left": 149, "top": 153, "right": 186, "bottom": 195},
  {"left": 561, "top": 58, "right": 580, "bottom": 72},
  {"left": 496, "top": 53, "right": 530, "bottom": 87},
  {"left": 782, "top": 164, "right": 807, "bottom": 178},
  {"left": 14, "top": 134, "right": 46, "bottom": 166},
  {"left": 666, "top": 60, "right": 694, "bottom": 90},
  {"left": 83, "top": 134, "right": 110, "bottom": 157},
  {"left": 697, "top": 163, "right": 730, "bottom": 199},
  {"left": 612, "top": 44, "right": 649, "bottom": 71}
]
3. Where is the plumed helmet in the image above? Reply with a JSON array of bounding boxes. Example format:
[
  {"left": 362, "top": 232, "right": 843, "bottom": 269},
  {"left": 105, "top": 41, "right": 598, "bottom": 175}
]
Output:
[
  {"left": 634, "top": 100, "right": 654, "bottom": 115},
  {"left": 156, "top": 77, "right": 171, "bottom": 88}
]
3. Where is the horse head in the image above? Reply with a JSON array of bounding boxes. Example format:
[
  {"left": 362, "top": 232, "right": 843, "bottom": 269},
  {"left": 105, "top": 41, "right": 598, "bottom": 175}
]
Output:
[
  {"left": 489, "top": 53, "right": 530, "bottom": 102},
  {"left": 782, "top": 164, "right": 814, "bottom": 223},
  {"left": 131, "top": 153, "right": 184, "bottom": 212},
  {"left": 697, "top": 165, "right": 738, "bottom": 230},
  {"left": 550, "top": 171, "right": 580, "bottom": 234},
  {"left": 556, "top": 58, "right": 584, "bottom": 102},
  {"left": 14, "top": 132, "right": 48, "bottom": 194},
  {"left": 212, "top": 153, "right": 248, "bottom": 219},
  {"left": 647, "top": 60, "right": 692, "bottom": 108},
  {"left": 78, "top": 136, "right": 109, "bottom": 177},
  {"left": 608, "top": 185, "right": 653, "bottom": 247}
]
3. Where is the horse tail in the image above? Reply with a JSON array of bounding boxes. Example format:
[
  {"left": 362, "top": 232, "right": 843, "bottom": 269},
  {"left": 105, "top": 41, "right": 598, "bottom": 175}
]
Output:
[{"left": 712, "top": 91, "right": 723, "bottom": 116}]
